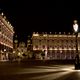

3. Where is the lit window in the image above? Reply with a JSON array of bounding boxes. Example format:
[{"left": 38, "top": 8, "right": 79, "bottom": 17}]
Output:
[
  {"left": 47, "top": 40, "right": 49, "bottom": 42},
  {"left": 36, "top": 45, "right": 38, "bottom": 48},
  {"left": 43, "top": 45, "right": 45, "bottom": 48},
  {"left": 47, "top": 47, "right": 49, "bottom": 49},
  {"left": 53, "top": 47, "right": 54, "bottom": 49}
]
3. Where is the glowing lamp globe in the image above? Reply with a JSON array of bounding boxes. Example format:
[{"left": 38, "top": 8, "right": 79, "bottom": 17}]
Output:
[{"left": 73, "top": 20, "right": 78, "bottom": 32}]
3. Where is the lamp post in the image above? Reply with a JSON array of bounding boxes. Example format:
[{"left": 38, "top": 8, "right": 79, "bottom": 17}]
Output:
[{"left": 73, "top": 20, "right": 79, "bottom": 69}]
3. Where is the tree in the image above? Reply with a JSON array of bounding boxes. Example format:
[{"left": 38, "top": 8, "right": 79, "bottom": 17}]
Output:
[{"left": 41, "top": 51, "right": 45, "bottom": 59}]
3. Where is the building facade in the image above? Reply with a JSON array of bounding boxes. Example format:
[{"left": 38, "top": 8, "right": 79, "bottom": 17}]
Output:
[
  {"left": 32, "top": 32, "right": 80, "bottom": 60},
  {"left": 0, "top": 13, "right": 14, "bottom": 61}
]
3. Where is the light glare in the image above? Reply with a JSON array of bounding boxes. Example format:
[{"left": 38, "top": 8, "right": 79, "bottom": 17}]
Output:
[{"left": 73, "top": 24, "right": 78, "bottom": 32}]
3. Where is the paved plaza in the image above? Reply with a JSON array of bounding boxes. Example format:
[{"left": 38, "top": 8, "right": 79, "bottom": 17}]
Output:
[{"left": 0, "top": 62, "right": 80, "bottom": 80}]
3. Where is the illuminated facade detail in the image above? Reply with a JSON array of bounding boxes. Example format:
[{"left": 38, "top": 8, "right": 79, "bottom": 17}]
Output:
[
  {"left": 32, "top": 32, "right": 80, "bottom": 60},
  {"left": 0, "top": 13, "right": 14, "bottom": 61}
]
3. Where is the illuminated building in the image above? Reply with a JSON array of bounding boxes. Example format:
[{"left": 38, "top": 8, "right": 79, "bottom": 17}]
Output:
[
  {"left": 32, "top": 32, "right": 80, "bottom": 60},
  {"left": 0, "top": 13, "right": 14, "bottom": 61}
]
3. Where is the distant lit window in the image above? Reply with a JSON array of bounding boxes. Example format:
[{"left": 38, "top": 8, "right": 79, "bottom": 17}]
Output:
[
  {"left": 39, "top": 40, "right": 41, "bottom": 42},
  {"left": 47, "top": 40, "right": 49, "bottom": 42},
  {"left": 71, "top": 40, "right": 73, "bottom": 43},
  {"left": 57, "top": 40, "right": 59, "bottom": 43},
  {"left": 36, "top": 45, "right": 38, "bottom": 48},
  {"left": 57, "top": 46, "right": 59, "bottom": 49},
  {"left": 62, "top": 46, "right": 64, "bottom": 49},
  {"left": 61, "top": 40, "right": 63, "bottom": 43},
  {"left": 43, "top": 45, "right": 45, "bottom": 48},
  {"left": 52, "top": 47, "right": 54, "bottom": 49},
  {"left": 69, "top": 46, "right": 71, "bottom": 48},
  {"left": 47, "top": 47, "right": 49, "bottom": 49},
  {"left": 71, "top": 46, "right": 73, "bottom": 49}
]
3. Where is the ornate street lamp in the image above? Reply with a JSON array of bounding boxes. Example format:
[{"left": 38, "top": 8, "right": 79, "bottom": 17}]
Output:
[{"left": 73, "top": 20, "right": 80, "bottom": 69}]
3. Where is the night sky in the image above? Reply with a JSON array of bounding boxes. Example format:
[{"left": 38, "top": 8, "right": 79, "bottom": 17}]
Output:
[{"left": 0, "top": 1, "right": 80, "bottom": 43}]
